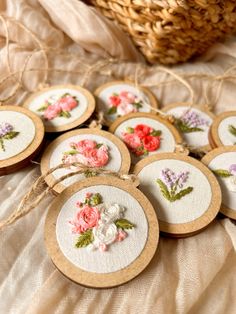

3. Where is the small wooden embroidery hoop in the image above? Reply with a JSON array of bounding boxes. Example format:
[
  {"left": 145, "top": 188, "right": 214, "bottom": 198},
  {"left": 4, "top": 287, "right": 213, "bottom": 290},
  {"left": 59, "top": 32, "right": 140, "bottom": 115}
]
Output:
[
  {"left": 133, "top": 153, "right": 221, "bottom": 236},
  {"left": 109, "top": 112, "right": 185, "bottom": 156},
  {"left": 209, "top": 111, "right": 236, "bottom": 148},
  {"left": 162, "top": 103, "right": 215, "bottom": 152},
  {"left": 0, "top": 106, "right": 44, "bottom": 175},
  {"left": 44, "top": 176, "right": 159, "bottom": 288},
  {"left": 23, "top": 84, "right": 95, "bottom": 133},
  {"left": 41, "top": 128, "right": 132, "bottom": 194},
  {"left": 94, "top": 80, "right": 159, "bottom": 126},
  {"left": 202, "top": 146, "right": 236, "bottom": 220}
]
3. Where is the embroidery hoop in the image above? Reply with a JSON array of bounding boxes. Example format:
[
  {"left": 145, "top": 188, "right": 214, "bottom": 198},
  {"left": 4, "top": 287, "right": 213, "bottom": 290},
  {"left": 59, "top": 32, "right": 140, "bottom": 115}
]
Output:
[
  {"left": 41, "top": 128, "right": 131, "bottom": 194},
  {"left": 209, "top": 111, "right": 236, "bottom": 148},
  {"left": 202, "top": 146, "right": 236, "bottom": 220},
  {"left": 109, "top": 112, "right": 184, "bottom": 156},
  {"left": 0, "top": 106, "right": 44, "bottom": 175},
  {"left": 94, "top": 80, "right": 159, "bottom": 126},
  {"left": 133, "top": 153, "right": 221, "bottom": 237},
  {"left": 23, "top": 84, "right": 95, "bottom": 133},
  {"left": 162, "top": 102, "right": 215, "bottom": 152},
  {"left": 44, "top": 176, "right": 159, "bottom": 288}
]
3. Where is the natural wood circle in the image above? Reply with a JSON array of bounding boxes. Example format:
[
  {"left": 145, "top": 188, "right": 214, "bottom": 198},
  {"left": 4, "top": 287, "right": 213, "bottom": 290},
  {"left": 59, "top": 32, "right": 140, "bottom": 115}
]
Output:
[
  {"left": 162, "top": 103, "right": 215, "bottom": 152},
  {"left": 201, "top": 146, "right": 236, "bottom": 220},
  {"left": 44, "top": 176, "right": 159, "bottom": 288},
  {"left": 41, "top": 128, "right": 131, "bottom": 194},
  {"left": 109, "top": 112, "right": 185, "bottom": 154},
  {"left": 0, "top": 106, "right": 44, "bottom": 175},
  {"left": 209, "top": 111, "right": 236, "bottom": 148},
  {"left": 23, "top": 84, "right": 95, "bottom": 133},
  {"left": 133, "top": 152, "right": 221, "bottom": 236},
  {"left": 94, "top": 80, "right": 159, "bottom": 126}
]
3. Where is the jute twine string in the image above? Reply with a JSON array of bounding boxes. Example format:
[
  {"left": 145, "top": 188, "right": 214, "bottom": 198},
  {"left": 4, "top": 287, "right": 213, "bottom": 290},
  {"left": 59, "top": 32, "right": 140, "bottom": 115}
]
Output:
[{"left": 0, "top": 162, "right": 138, "bottom": 231}]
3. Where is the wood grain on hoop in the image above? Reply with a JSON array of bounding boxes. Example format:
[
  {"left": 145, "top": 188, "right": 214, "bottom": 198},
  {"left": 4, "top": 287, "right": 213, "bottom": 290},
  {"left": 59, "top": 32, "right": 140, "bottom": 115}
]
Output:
[
  {"left": 202, "top": 146, "right": 236, "bottom": 220},
  {"left": 133, "top": 153, "right": 221, "bottom": 236},
  {"left": 162, "top": 102, "right": 215, "bottom": 152},
  {"left": 23, "top": 84, "right": 95, "bottom": 133},
  {"left": 0, "top": 106, "right": 44, "bottom": 175},
  {"left": 109, "top": 112, "right": 184, "bottom": 150},
  {"left": 210, "top": 111, "right": 236, "bottom": 148},
  {"left": 44, "top": 176, "right": 159, "bottom": 288},
  {"left": 41, "top": 128, "right": 131, "bottom": 194},
  {"left": 94, "top": 80, "right": 159, "bottom": 125}
]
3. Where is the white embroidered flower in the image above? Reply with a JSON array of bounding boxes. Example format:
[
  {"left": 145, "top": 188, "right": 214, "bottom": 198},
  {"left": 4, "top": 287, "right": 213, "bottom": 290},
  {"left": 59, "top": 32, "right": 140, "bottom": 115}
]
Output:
[
  {"left": 227, "top": 175, "right": 236, "bottom": 193},
  {"left": 93, "top": 223, "right": 118, "bottom": 246},
  {"left": 101, "top": 204, "right": 125, "bottom": 223},
  {"left": 117, "top": 103, "right": 137, "bottom": 116}
]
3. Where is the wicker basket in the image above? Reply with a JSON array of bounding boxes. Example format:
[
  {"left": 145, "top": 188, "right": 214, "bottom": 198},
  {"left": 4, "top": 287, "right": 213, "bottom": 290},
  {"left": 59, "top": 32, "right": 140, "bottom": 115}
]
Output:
[{"left": 86, "top": 0, "right": 236, "bottom": 64}]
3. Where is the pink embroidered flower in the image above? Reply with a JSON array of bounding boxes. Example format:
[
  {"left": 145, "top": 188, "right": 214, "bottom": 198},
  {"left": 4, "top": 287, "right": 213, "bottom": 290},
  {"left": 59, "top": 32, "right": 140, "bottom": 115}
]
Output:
[
  {"left": 117, "top": 102, "right": 137, "bottom": 116},
  {"left": 134, "top": 124, "right": 153, "bottom": 139},
  {"left": 44, "top": 103, "right": 61, "bottom": 120},
  {"left": 122, "top": 133, "right": 142, "bottom": 150},
  {"left": 62, "top": 140, "right": 109, "bottom": 168},
  {"left": 70, "top": 205, "right": 100, "bottom": 234},
  {"left": 99, "top": 243, "right": 107, "bottom": 252},
  {"left": 109, "top": 95, "right": 121, "bottom": 107},
  {"left": 143, "top": 135, "right": 160, "bottom": 151},
  {"left": 38, "top": 93, "right": 79, "bottom": 120},
  {"left": 58, "top": 96, "right": 78, "bottom": 111},
  {"left": 119, "top": 91, "right": 136, "bottom": 104},
  {"left": 116, "top": 230, "right": 127, "bottom": 242},
  {"left": 74, "top": 140, "right": 97, "bottom": 153}
]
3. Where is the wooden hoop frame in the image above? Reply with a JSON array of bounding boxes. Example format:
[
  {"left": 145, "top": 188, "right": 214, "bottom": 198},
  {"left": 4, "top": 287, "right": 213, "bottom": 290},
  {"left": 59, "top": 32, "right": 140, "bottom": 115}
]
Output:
[{"left": 44, "top": 176, "right": 159, "bottom": 288}]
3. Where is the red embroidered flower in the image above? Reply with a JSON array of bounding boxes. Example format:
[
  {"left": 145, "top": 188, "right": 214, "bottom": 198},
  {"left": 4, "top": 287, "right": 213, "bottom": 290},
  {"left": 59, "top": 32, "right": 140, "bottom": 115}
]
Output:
[
  {"left": 109, "top": 95, "right": 121, "bottom": 107},
  {"left": 143, "top": 135, "right": 160, "bottom": 151},
  {"left": 70, "top": 205, "right": 100, "bottom": 234},
  {"left": 134, "top": 124, "right": 153, "bottom": 139}
]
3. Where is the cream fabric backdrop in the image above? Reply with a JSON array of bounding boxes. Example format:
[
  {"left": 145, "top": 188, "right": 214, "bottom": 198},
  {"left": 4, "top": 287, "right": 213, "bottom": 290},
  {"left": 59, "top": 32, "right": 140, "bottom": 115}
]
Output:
[{"left": 0, "top": 1, "right": 236, "bottom": 313}]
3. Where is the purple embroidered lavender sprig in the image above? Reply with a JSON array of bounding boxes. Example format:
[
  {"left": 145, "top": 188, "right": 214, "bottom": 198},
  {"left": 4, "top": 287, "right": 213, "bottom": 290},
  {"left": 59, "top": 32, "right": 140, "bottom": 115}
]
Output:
[
  {"left": 0, "top": 122, "right": 19, "bottom": 152},
  {"left": 156, "top": 168, "right": 193, "bottom": 202},
  {"left": 175, "top": 109, "right": 209, "bottom": 133}
]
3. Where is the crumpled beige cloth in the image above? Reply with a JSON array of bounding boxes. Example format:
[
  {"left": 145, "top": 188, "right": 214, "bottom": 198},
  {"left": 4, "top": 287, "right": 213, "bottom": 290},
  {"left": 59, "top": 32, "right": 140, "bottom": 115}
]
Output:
[{"left": 0, "top": 1, "right": 236, "bottom": 314}]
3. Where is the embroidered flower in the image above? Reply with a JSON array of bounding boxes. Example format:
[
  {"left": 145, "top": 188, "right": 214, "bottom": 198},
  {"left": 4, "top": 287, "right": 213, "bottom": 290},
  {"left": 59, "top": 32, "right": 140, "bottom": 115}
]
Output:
[
  {"left": 213, "top": 164, "right": 236, "bottom": 192},
  {"left": 107, "top": 90, "right": 143, "bottom": 116},
  {"left": 175, "top": 109, "right": 209, "bottom": 133},
  {"left": 156, "top": 168, "right": 193, "bottom": 202},
  {"left": 37, "top": 93, "right": 79, "bottom": 120},
  {"left": 101, "top": 204, "right": 125, "bottom": 223},
  {"left": 228, "top": 125, "right": 236, "bottom": 141},
  {"left": 0, "top": 122, "right": 19, "bottom": 152},
  {"left": 70, "top": 193, "right": 135, "bottom": 252},
  {"left": 69, "top": 205, "right": 100, "bottom": 234},
  {"left": 62, "top": 140, "right": 109, "bottom": 170},
  {"left": 122, "top": 124, "right": 161, "bottom": 157}
]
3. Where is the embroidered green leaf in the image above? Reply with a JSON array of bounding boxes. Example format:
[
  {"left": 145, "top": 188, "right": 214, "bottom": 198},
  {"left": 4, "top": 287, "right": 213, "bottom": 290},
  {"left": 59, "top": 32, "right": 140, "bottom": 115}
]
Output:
[
  {"left": 96, "top": 143, "right": 103, "bottom": 149},
  {"left": 60, "top": 110, "right": 71, "bottom": 118},
  {"left": 134, "top": 101, "right": 143, "bottom": 109},
  {"left": 90, "top": 193, "right": 103, "bottom": 206},
  {"left": 75, "top": 229, "right": 94, "bottom": 248},
  {"left": 0, "top": 138, "right": 5, "bottom": 151},
  {"left": 150, "top": 130, "right": 162, "bottom": 136},
  {"left": 126, "top": 127, "right": 134, "bottom": 134},
  {"left": 115, "top": 219, "right": 135, "bottom": 230},
  {"left": 175, "top": 119, "right": 203, "bottom": 133},
  {"left": 63, "top": 149, "right": 78, "bottom": 155},
  {"left": 228, "top": 125, "right": 236, "bottom": 137},
  {"left": 3, "top": 131, "right": 19, "bottom": 140},
  {"left": 213, "top": 169, "right": 232, "bottom": 177},
  {"left": 84, "top": 170, "right": 98, "bottom": 178},
  {"left": 171, "top": 186, "right": 193, "bottom": 201},
  {"left": 156, "top": 179, "right": 172, "bottom": 201},
  {"left": 107, "top": 106, "right": 117, "bottom": 115},
  {"left": 37, "top": 104, "right": 48, "bottom": 112}
]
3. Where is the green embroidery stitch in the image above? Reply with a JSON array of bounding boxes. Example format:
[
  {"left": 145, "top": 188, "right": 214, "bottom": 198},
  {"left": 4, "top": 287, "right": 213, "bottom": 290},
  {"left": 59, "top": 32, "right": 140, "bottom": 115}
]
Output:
[
  {"left": 75, "top": 229, "right": 94, "bottom": 248},
  {"left": 115, "top": 219, "right": 135, "bottom": 230}
]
